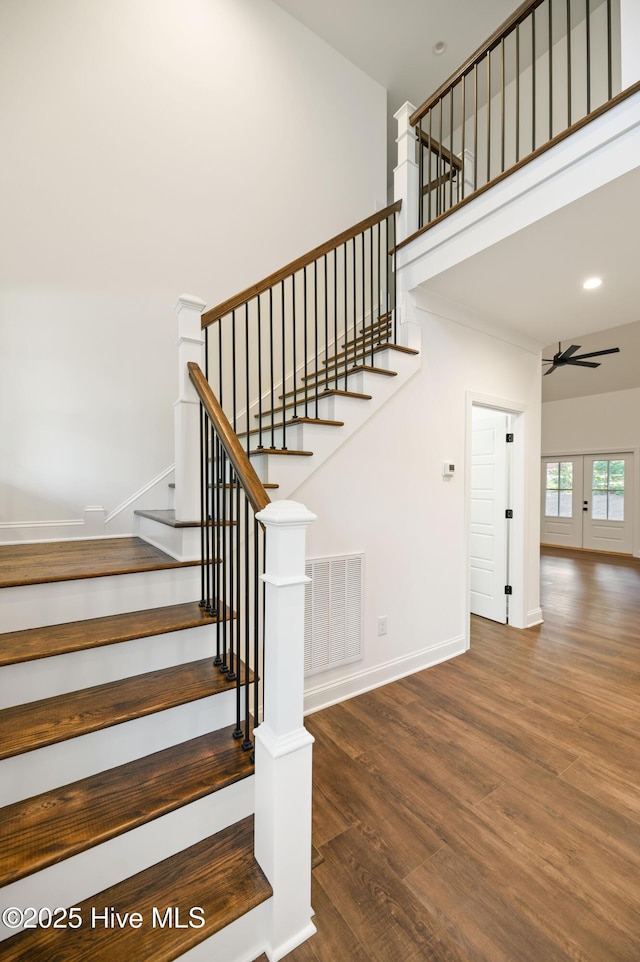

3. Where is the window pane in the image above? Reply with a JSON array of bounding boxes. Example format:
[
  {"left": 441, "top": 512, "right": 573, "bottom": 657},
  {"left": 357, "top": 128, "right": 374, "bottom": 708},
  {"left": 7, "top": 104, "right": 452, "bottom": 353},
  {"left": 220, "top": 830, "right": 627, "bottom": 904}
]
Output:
[
  {"left": 559, "top": 491, "right": 573, "bottom": 517},
  {"left": 546, "top": 491, "right": 559, "bottom": 517},
  {"left": 559, "top": 462, "right": 573, "bottom": 490},
  {"left": 609, "top": 491, "right": 625, "bottom": 521},
  {"left": 546, "top": 463, "right": 559, "bottom": 490},
  {"left": 591, "top": 492, "right": 608, "bottom": 520},
  {"left": 609, "top": 460, "right": 625, "bottom": 488},
  {"left": 592, "top": 461, "right": 609, "bottom": 489}
]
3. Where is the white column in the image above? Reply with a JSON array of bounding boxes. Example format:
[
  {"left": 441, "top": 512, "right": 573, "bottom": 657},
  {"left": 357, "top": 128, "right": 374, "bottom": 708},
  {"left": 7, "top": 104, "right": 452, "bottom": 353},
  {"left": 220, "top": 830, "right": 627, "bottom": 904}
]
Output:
[
  {"left": 393, "top": 101, "right": 419, "bottom": 242},
  {"left": 620, "top": 0, "right": 640, "bottom": 88},
  {"left": 253, "top": 499, "right": 317, "bottom": 962},
  {"left": 173, "top": 295, "right": 206, "bottom": 522}
]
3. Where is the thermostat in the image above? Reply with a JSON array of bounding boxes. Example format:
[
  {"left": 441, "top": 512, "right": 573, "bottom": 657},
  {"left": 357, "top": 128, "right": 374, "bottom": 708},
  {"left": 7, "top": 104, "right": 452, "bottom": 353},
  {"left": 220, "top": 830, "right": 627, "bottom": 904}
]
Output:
[{"left": 442, "top": 461, "right": 455, "bottom": 476}]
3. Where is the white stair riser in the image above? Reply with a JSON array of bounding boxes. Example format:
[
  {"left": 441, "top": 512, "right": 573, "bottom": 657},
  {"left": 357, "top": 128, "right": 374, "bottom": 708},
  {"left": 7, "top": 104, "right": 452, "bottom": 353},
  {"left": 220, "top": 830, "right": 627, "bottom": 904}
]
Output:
[
  {"left": 178, "top": 901, "right": 270, "bottom": 962},
  {"left": 0, "top": 776, "right": 254, "bottom": 943},
  {"left": 2, "top": 566, "right": 202, "bottom": 632},
  {"left": 0, "top": 624, "right": 220, "bottom": 709},
  {"left": 0, "top": 689, "right": 241, "bottom": 806},
  {"left": 134, "top": 516, "right": 202, "bottom": 562}
]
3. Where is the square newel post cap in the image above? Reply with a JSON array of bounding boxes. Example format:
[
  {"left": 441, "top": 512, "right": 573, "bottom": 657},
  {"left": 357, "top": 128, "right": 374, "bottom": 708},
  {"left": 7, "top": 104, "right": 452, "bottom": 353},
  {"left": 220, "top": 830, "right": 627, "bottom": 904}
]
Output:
[
  {"left": 256, "top": 500, "right": 317, "bottom": 529},
  {"left": 174, "top": 294, "right": 207, "bottom": 315}
]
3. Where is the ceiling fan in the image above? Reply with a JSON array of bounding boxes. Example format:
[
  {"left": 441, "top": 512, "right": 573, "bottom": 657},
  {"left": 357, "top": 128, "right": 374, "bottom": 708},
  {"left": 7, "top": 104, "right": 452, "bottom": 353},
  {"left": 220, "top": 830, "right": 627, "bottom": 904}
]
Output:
[{"left": 542, "top": 341, "right": 620, "bottom": 376}]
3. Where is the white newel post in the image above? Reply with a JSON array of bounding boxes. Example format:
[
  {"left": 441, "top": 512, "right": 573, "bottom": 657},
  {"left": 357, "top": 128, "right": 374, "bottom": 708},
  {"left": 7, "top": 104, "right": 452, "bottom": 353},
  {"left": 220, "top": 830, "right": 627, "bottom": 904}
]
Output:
[
  {"left": 174, "top": 295, "right": 206, "bottom": 523},
  {"left": 393, "top": 101, "right": 419, "bottom": 242},
  {"left": 254, "top": 500, "right": 317, "bottom": 962}
]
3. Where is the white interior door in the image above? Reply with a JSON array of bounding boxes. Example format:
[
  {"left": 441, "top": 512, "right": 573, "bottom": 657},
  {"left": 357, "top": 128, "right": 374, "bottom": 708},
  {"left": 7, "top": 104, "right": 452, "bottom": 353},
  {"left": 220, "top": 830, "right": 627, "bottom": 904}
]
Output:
[
  {"left": 541, "top": 453, "right": 633, "bottom": 554},
  {"left": 470, "top": 414, "right": 508, "bottom": 623}
]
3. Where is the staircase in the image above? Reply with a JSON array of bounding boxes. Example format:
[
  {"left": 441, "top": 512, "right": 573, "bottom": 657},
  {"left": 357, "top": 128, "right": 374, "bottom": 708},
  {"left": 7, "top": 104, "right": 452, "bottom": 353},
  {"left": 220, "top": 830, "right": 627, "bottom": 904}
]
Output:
[
  {"left": 0, "top": 201, "right": 416, "bottom": 962},
  {"left": 0, "top": 537, "right": 273, "bottom": 962}
]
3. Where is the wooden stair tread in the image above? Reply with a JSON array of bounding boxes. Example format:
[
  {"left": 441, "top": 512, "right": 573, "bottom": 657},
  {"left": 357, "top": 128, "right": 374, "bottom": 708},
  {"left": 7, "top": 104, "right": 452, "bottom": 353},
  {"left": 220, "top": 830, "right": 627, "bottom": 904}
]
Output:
[
  {"left": 0, "top": 726, "right": 254, "bottom": 887},
  {"left": 259, "top": 388, "right": 372, "bottom": 418},
  {"left": 0, "top": 537, "right": 196, "bottom": 589},
  {"left": 301, "top": 363, "right": 397, "bottom": 383},
  {"left": 0, "top": 657, "right": 249, "bottom": 760},
  {"left": 325, "top": 342, "right": 419, "bottom": 365},
  {"left": 239, "top": 417, "right": 344, "bottom": 439},
  {"left": 0, "top": 602, "right": 226, "bottom": 668},
  {"left": 0, "top": 816, "right": 271, "bottom": 962},
  {"left": 249, "top": 447, "right": 313, "bottom": 458},
  {"left": 133, "top": 509, "right": 234, "bottom": 529}
]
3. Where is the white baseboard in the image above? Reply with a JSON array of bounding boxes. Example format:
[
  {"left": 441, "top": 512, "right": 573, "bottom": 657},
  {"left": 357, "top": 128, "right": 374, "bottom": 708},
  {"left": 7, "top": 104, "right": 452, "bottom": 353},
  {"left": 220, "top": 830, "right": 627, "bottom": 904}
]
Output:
[
  {"left": 526, "top": 607, "right": 544, "bottom": 627},
  {"left": 303, "top": 635, "right": 465, "bottom": 715}
]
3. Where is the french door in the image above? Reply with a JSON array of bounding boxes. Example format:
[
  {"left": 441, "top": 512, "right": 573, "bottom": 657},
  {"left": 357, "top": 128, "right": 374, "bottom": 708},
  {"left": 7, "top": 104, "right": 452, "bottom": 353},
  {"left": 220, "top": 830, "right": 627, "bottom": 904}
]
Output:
[{"left": 541, "top": 453, "right": 634, "bottom": 554}]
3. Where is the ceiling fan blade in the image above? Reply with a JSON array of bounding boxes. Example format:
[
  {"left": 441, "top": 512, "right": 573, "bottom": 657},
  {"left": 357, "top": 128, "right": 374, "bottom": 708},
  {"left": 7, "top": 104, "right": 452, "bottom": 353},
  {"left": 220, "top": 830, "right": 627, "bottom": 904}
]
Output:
[
  {"left": 543, "top": 364, "right": 559, "bottom": 375},
  {"left": 558, "top": 344, "right": 581, "bottom": 361},
  {"left": 569, "top": 347, "right": 620, "bottom": 360},
  {"left": 565, "top": 359, "right": 600, "bottom": 368}
]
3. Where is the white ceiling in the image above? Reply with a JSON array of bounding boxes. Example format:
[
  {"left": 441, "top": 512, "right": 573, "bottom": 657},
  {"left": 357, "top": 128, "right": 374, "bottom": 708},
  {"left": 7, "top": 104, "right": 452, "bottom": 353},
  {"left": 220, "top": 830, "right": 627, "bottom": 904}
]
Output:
[{"left": 272, "top": 0, "right": 640, "bottom": 402}]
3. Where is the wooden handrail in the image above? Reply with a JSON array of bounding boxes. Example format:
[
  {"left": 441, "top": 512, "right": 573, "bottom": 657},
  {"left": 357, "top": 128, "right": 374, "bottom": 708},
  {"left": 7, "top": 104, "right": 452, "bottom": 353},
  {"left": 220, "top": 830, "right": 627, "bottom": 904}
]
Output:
[
  {"left": 201, "top": 201, "right": 402, "bottom": 328},
  {"left": 417, "top": 130, "right": 463, "bottom": 171},
  {"left": 187, "top": 362, "right": 270, "bottom": 515},
  {"left": 410, "top": 0, "right": 546, "bottom": 126}
]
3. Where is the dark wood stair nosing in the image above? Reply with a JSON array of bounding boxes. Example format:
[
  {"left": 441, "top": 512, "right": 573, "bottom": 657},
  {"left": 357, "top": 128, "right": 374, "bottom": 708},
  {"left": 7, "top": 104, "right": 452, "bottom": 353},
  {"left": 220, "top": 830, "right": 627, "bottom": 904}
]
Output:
[
  {"left": 257, "top": 388, "right": 373, "bottom": 419},
  {"left": 0, "top": 726, "right": 255, "bottom": 888},
  {"left": 0, "top": 601, "right": 232, "bottom": 668},
  {"left": 0, "top": 537, "right": 198, "bottom": 590},
  {"left": 0, "top": 816, "right": 271, "bottom": 962},
  {"left": 0, "top": 656, "right": 252, "bottom": 761}
]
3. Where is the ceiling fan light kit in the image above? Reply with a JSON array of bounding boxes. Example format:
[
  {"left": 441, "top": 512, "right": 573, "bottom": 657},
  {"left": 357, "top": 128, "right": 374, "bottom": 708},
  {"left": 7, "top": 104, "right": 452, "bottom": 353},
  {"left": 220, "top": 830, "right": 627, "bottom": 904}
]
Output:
[{"left": 542, "top": 341, "right": 620, "bottom": 376}]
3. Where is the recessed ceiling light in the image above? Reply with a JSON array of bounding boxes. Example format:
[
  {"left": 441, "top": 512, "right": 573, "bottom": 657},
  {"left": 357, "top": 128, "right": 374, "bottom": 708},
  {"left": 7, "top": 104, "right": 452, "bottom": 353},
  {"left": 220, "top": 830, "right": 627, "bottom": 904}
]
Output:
[
  {"left": 432, "top": 41, "right": 447, "bottom": 56},
  {"left": 583, "top": 277, "right": 602, "bottom": 290}
]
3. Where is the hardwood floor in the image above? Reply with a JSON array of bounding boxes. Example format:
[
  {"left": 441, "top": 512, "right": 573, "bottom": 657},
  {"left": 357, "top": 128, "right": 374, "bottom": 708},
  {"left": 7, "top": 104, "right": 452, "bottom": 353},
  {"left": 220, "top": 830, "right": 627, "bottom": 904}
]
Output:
[{"left": 284, "top": 547, "right": 640, "bottom": 962}]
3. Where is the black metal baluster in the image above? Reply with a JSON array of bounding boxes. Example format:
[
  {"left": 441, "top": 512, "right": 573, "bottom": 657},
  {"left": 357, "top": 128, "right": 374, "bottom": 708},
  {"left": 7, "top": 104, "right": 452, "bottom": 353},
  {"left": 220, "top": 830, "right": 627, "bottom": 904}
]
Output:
[
  {"left": 360, "top": 230, "right": 366, "bottom": 367},
  {"left": 257, "top": 297, "right": 263, "bottom": 450},
  {"left": 585, "top": 0, "right": 591, "bottom": 114},
  {"left": 418, "top": 115, "right": 424, "bottom": 228},
  {"left": 461, "top": 73, "right": 466, "bottom": 201},
  {"left": 280, "top": 281, "right": 287, "bottom": 449},
  {"left": 347, "top": 235, "right": 355, "bottom": 390},
  {"left": 244, "top": 303, "right": 250, "bottom": 455},
  {"left": 391, "top": 211, "right": 397, "bottom": 341},
  {"left": 516, "top": 23, "right": 521, "bottom": 162},
  {"left": 438, "top": 97, "right": 443, "bottom": 215},
  {"left": 199, "top": 400, "right": 206, "bottom": 610},
  {"left": 242, "top": 495, "right": 252, "bottom": 750},
  {"left": 303, "top": 266, "right": 309, "bottom": 418},
  {"left": 291, "top": 274, "right": 298, "bottom": 421},
  {"left": 323, "top": 253, "right": 329, "bottom": 396},
  {"left": 231, "top": 310, "right": 237, "bottom": 433},
  {"left": 269, "top": 288, "right": 275, "bottom": 450},
  {"left": 548, "top": 0, "right": 553, "bottom": 140},
  {"left": 368, "top": 227, "right": 374, "bottom": 363},
  {"left": 473, "top": 64, "right": 478, "bottom": 191},
  {"left": 376, "top": 220, "right": 382, "bottom": 350},
  {"left": 606, "top": 0, "right": 612, "bottom": 101},
  {"left": 341, "top": 241, "right": 347, "bottom": 390},
  {"left": 449, "top": 87, "right": 454, "bottom": 209},
  {"left": 232, "top": 480, "right": 242, "bottom": 738},
  {"left": 532, "top": 5, "right": 537, "bottom": 151},
  {"left": 333, "top": 247, "right": 338, "bottom": 393},
  {"left": 486, "top": 51, "right": 491, "bottom": 184},
  {"left": 214, "top": 433, "right": 223, "bottom": 662},
  {"left": 501, "top": 38, "right": 506, "bottom": 172},
  {"left": 427, "top": 109, "right": 433, "bottom": 223},
  {"left": 218, "top": 448, "right": 228, "bottom": 671},
  {"left": 567, "top": 0, "right": 572, "bottom": 126}
]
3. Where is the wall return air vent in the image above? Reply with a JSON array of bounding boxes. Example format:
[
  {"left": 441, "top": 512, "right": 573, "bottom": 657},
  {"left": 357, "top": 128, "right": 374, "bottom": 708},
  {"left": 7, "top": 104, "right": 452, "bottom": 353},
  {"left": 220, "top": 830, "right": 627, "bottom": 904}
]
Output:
[{"left": 304, "top": 553, "right": 364, "bottom": 677}]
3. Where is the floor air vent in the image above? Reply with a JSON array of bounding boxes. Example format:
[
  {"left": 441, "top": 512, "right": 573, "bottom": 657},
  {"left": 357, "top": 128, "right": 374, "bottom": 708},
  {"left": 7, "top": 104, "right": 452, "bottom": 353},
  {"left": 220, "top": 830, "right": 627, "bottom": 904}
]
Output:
[{"left": 304, "top": 553, "right": 363, "bottom": 677}]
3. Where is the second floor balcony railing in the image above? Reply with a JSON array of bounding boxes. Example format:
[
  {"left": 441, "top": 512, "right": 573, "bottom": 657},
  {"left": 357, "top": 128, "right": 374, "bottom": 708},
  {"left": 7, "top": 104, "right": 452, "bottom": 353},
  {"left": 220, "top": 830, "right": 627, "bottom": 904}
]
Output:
[{"left": 410, "top": 0, "right": 623, "bottom": 230}]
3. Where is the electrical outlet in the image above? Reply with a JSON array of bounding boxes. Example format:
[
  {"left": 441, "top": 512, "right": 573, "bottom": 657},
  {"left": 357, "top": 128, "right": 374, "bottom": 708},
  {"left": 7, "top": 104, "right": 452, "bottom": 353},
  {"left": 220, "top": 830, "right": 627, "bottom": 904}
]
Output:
[{"left": 378, "top": 616, "right": 388, "bottom": 636}]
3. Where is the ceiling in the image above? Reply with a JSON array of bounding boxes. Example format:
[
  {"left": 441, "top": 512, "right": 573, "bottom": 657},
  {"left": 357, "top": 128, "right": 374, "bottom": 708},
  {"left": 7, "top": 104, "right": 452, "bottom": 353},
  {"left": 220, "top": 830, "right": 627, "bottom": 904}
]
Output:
[{"left": 272, "top": 0, "right": 640, "bottom": 402}]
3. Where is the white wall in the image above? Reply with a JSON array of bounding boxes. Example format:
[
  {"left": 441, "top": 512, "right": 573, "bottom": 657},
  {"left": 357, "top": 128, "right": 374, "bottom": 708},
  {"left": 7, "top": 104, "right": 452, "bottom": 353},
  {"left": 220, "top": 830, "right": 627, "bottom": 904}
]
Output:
[
  {"left": 0, "top": 0, "right": 386, "bottom": 535},
  {"left": 297, "top": 301, "right": 542, "bottom": 712},
  {"left": 543, "top": 387, "right": 640, "bottom": 453}
]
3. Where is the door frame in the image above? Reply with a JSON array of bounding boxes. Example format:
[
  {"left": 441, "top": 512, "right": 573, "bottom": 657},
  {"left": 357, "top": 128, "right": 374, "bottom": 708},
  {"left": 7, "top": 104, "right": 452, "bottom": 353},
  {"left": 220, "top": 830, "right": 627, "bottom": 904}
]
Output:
[
  {"left": 465, "top": 392, "right": 531, "bottom": 642},
  {"left": 541, "top": 445, "right": 640, "bottom": 558}
]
